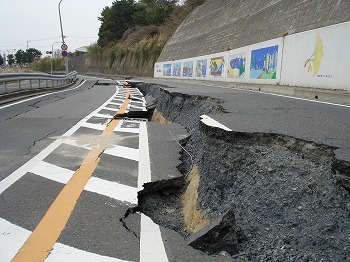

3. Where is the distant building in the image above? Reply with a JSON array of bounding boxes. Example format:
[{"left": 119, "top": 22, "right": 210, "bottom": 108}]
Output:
[{"left": 74, "top": 46, "right": 88, "bottom": 56}]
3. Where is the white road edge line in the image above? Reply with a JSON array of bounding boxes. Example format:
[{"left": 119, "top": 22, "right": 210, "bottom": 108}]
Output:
[
  {"left": 0, "top": 80, "right": 86, "bottom": 110},
  {"left": 138, "top": 121, "right": 169, "bottom": 262},
  {"left": 194, "top": 82, "right": 350, "bottom": 109},
  {"left": 200, "top": 114, "right": 232, "bottom": 131}
]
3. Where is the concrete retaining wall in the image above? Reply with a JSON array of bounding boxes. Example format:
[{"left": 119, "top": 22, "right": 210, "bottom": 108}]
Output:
[
  {"left": 154, "top": 21, "right": 350, "bottom": 90},
  {"left": 155, "top": 0, "right": 350, "bottom": 90},
  {"left": 69, "top": 51, "right": 156, "bottom": 77},
  {"left": 158, "top": 0, "right": 350, "bottom": 62}
]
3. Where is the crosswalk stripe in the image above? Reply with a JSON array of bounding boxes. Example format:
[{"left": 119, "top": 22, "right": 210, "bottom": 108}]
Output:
[
  {"left": 30, "top": 161, "right": 137, "bottom": 205},
  {"left": 61, "top": 140, "right": 139, "bottom": 161},
  {"left": 0, "top": 218, "right": 132, "bottom": 262},
  {"left": 85, "top": 177, "right": 137, "bottom": 205},
  {"left": 81, "top": 122, "right": 108, "bottom": 131}
]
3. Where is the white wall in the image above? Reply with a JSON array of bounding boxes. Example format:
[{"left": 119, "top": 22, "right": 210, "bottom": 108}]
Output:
[
  {"left": 280, "top": 21, "right": 350, "bottom": 90},
  {"left": 154, "top": 21, "right": 350, "bottom": 91}
]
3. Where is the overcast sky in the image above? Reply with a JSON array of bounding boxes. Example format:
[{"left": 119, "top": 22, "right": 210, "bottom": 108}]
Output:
[{"left": 0, "top": 0, "right": 114, "bottom": 56}]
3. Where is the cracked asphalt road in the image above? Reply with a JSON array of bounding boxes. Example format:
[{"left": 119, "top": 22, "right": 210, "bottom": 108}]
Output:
[
  {"left": 0, "top": 78, "right": 145, "bottom": 261},
  {"left": 0, "top": 79, "right": 111, "bottom": 179}
]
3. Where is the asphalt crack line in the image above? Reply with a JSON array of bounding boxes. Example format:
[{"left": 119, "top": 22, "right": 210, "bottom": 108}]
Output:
[{"left": 27, "top": 130, "right": 58, "bottom": 153}]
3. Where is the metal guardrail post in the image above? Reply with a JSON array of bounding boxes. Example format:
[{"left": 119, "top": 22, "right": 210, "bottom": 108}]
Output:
[
  {"left": 3, "top": 82, "right": 7, "bottom": 93},
  {"left": 18, "top": 80, "right": 21, "bottom": 91},
  {"left": 38, "top": 79, "right": 41, "bottom": 88},
  {"left": 29, "top": 80, "right": 32, "bottom": 90}
]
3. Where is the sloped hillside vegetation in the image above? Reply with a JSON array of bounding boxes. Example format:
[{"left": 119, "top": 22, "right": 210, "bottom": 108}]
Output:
[{"left": 70, "top": 0, "right": 205, "bottom": 77}]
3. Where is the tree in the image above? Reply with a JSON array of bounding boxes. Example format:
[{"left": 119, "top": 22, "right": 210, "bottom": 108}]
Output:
[
  {"left": 97, "top": 0, "right": 177, "bottom": 47},
  {"left": 15, "top": 49, "right": 27, "bottom": 65},
  {"left": 98, "top": 0, "right": 136, "bottom": 47},
  {"left": 7, "top": 54, "right": 15, "bottom": 66},
  {"left": 26, "top": 48, "right": 42, "bottom": 63},
  {"left": 0, "top": 55, "right": 4, "bottom": 66}
]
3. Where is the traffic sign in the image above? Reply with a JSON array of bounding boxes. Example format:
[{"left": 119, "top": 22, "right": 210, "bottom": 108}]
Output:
[
  {"left": 61, "top": 43, "right": 68, "bottom": 50},
  {"left": 61, "top": 50, "right": 68, "bottom": 57},
  {"left": 46, "top": 51, "right": 52, "bottom": 54}
]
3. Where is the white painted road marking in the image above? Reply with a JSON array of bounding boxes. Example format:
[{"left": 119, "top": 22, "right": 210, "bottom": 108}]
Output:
[
  {"left": 138, "top": 121, "right": 169, "bottom": 262},
  {"left": 200, "top": 115, "right": 232, "bottom": 131},
  {"left": 0, "top": 218, "right": 132, "bottom": 262},
  {"left": 0, "top": 80, "right": 86, "bottom": 110},
  {"left": 30, "top": 161, "right": 138, "bottom": 205}
]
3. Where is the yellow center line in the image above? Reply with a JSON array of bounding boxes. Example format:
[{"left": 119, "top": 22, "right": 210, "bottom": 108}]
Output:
[
  {"left": 102, "top": 90, "right": 131, "bottom": 137},
  {"left": 12, "top": 88, "right": 131, "bottom": 262}
]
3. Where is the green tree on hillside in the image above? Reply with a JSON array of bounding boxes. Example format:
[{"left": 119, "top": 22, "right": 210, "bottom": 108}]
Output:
[
  {"left": 0, "top": 54, "right": 4, "bottom": 66},
  {"left": 98, "top": 0, "right": 136, "bottom": 47},
  {"left": 97, "top": 0, "right": 176, "bottom": 47}
]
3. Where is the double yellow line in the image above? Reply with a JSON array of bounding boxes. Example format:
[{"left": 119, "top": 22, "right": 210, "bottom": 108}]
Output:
[{"left": 12, "top": 89, "right": 131, "bottom": 262}]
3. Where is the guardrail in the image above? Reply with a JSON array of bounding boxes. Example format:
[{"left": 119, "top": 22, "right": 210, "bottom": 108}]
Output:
[{"left": 0, "top": 71, "right": 78, "bottom": 94}]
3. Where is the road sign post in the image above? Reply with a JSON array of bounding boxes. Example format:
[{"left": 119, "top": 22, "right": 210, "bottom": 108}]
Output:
[{"left": 61, "top": 43, "right": 68, "bottom": 51}]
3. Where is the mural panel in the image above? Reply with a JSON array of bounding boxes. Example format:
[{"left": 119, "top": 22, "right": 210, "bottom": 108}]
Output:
[
  {"left": 250, "top": 45, "right": 278, "bottom": 79},
  {"left": 210, "top": 57, "right": 225, "bottom": 77},
  {"left": 173, "top": 62, "right": 181, "bottom": 77},
  {"left": 195, "top": 59, "right": 207, "bottom": 77},
  {"left": 183, "top": 61, "right": 194, "bottom": 77},
  {"left": 304, "top": 36, "right": 324, "bottom": 77},
  {"left": 228, "top": 53, "right": 246, "bottom": 78},
  {"left": 163, "top": 64, "right": 171, "bottom": 76}
]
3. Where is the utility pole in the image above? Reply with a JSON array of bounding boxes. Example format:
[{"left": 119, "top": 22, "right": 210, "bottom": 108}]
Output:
[
  {"left": 26, "top": 40, "right": 31, "bottom": 50},
  {"left": 58, "top": 0, "right": 68, "bottom": 73}
]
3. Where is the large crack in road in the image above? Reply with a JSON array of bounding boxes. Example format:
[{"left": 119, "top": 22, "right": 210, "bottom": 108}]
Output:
[{"left": 134, "top": 82, "right": 350, "bottom": 261}]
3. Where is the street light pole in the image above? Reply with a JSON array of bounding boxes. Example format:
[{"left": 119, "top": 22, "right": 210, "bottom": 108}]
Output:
[
  {"left": 58, "top": 0, "right": 68, "bottom": 73},
  {"left": 51, "top": 41, "right": 61, "bottom": 75},
  {"left": 58, "top": 0, "right": 65, "bottom": 44}
]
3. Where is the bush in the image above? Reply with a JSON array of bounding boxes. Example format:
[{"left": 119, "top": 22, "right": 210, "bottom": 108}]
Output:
[{"left": 29, "top": 57, "right": 65, "bottom": 73}]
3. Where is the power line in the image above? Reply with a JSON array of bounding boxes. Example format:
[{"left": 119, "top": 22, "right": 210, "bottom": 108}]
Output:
[
  {"left": 0, "top": 36, "right": 61, "bottom": 48},
  {"left": 66, "top": 36, "right": 98, "bottom": 39}
]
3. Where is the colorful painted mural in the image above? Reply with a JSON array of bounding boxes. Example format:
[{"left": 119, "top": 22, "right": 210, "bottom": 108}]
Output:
[
  {"left": 195, "top": 59, "right": 207, "bottom": 77},
  {"left": 163, "top": 64, "right": 171, "bottom": 76},
  {"left": 228, "top": 53, "right": 246, "bottom": 78},
  {"left": 304, "top": 36, "right": 323, "bottom": 77},
  {"left": 183, "top": 61, "right": 194, "bottom": 77},
  {"left": 250, "top": 45, "right": 278, "bottom": 79},
  {"left": 210, "top": 57, "right": 225, "bottom": 77},
  {"left": 173, "top": 62, "right": 181, "bottom": 77}
]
